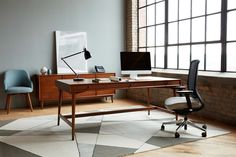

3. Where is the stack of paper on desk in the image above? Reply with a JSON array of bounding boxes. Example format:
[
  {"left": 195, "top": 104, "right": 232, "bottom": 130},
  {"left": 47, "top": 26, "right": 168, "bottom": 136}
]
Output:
[{"left": 92, "top": 78, "right": 111, "bottom": 83}]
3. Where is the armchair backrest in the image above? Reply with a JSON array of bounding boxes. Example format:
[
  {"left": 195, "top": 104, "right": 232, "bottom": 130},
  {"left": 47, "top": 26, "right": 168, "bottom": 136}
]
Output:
[{"left": 4, "top": 70, "right": 32, "bottom": 90}]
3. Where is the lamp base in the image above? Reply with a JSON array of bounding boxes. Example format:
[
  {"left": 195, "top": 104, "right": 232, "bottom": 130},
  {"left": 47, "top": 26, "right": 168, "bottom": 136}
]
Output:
[{"left": 73, "top": 77, "right": 84, "bottom": 81}]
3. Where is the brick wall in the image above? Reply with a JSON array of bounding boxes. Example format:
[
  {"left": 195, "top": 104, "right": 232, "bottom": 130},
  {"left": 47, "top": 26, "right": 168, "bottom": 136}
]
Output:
[
  {"left": 125, "top": 0, "right": 236, "bottom": 126},
  {"left": 125, "top": 0, "right": 138, "bottom": 52}
]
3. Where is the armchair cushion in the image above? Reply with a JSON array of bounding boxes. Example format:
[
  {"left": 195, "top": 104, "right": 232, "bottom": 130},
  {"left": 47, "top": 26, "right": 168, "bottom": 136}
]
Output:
[{"left": 6, "top": 87, "right": 33, "bottom": 94}]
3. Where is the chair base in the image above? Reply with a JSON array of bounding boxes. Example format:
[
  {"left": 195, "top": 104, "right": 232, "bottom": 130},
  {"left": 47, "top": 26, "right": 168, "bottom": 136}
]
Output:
[{"left": 161, "top": 116, "right": 207, "bottom": 138}]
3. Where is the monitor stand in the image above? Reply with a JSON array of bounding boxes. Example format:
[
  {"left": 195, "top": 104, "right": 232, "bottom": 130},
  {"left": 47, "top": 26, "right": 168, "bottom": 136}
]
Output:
[{"left": 129, "top": 74, "right": 138, "bottom": 80}]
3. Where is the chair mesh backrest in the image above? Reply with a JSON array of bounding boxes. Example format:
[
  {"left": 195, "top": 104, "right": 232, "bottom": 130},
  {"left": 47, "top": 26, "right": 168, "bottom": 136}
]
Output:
[
  {"left": 187, "top": 60, "right": 200, "bottom": 97},
  {"left": 4, "top": 70, "right": 30, "bottom": 87}
]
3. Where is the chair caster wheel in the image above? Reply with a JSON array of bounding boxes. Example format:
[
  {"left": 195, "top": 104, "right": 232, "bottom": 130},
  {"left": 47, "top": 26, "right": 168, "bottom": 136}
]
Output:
[
  {"left": 202, "top": 132, "right": 207, "bottom": 137},
  {"left": 161, "top": 125, "right": 165, "bottom": 130},
  {"left": 175, "top": 132, "right": 180, "bottom": 138},
  {"left": 202, "top": 124, "right": 207, "bottom": 129}
]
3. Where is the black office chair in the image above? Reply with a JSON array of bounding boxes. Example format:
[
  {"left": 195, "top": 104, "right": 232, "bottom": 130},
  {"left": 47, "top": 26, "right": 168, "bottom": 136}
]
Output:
[{"left": 161, "top": 60, "right": 207, "bottom": 138}]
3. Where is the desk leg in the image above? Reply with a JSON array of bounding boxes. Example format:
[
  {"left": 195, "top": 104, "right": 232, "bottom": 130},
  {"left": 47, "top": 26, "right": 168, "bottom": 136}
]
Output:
[
  {"left": 111, "top": 95, "right": 114, "bottom": 103},
  {"left": 147, "top": 88, "right": 151, "bottom": 115},
  {"left": 40, "top": 101, "right": 44, "bottom": 109},
  {"left": 172, "top": 88, "right": 179, "bottom": 120},
  {"left": 57, "top": 89, "right": 62, "bottom": 126},
  {"left": 71, "top": 94, "right": 76, "bottom": 141}
]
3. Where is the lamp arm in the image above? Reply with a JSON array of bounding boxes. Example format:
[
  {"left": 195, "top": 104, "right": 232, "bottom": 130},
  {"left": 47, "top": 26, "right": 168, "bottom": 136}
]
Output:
[
  {"left": 61, "top": 50, "right": 84, "bottom": 59},
  {"left": 61, "top": 58, "right": 79, "bottom": 77}
]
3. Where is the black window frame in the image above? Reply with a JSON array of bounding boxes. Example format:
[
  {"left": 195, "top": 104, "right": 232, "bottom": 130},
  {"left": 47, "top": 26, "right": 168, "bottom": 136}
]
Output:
[{"left": 138, "top": 0, "right": 236, "bottom": 72}]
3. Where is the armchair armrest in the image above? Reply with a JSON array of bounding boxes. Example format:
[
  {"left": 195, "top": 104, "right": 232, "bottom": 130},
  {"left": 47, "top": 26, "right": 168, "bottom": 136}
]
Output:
[{"left": 3, "top": 79, "right": 8, "bottom": 91}]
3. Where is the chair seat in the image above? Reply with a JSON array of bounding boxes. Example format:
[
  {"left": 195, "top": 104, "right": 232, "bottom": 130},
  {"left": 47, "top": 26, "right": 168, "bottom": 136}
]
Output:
[
  {"left": 6, "top": 86, "right": 33, "bottom": 94},
  {"left": 165, "top": 96, "right": 201, "bottom": 111}
]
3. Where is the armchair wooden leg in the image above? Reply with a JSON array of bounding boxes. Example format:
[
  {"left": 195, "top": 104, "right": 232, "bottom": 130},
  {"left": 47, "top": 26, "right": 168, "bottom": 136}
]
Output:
[
  {"left": 6, "top": 94, "right": 12, "bottom": 114},
  {"left": 26, "top": 93, "right": 33, "bottom": 112}
]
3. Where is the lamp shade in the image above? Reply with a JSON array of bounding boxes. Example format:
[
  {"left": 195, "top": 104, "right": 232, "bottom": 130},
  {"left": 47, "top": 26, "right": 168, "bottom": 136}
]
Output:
[{"left": 84, "top": 48, "right": 92, "bottom": 60}]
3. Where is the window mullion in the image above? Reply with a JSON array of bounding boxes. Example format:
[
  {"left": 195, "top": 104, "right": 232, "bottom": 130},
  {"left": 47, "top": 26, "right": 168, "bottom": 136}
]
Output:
[
  {"left": 221, "top": 0, "right": 227, "bottom": 72},
  {"left": 204, "top": 0, "right": 207, "bottom": 71},
  {"left": 190, "top": 0, "right": 193, "bottom": 62},
  {"left": 154, "top": 2, "right": 157, "bottom": 68},
  {"left": 164, "top": 0, "right": 168, "bottom": 69},
  {"left": 177, "top": 0, "right": 180, "bottom": 69}
]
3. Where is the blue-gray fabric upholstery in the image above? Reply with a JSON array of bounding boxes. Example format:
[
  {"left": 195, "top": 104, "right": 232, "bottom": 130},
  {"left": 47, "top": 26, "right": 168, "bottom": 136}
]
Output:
[{"left": 4, "top": 70, "right": 33, "bottom": 94}]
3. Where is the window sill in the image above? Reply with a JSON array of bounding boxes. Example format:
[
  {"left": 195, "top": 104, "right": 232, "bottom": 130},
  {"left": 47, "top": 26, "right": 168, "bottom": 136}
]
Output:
[{"left": 152, "top": 68, "right": 236, "bottom": 79}]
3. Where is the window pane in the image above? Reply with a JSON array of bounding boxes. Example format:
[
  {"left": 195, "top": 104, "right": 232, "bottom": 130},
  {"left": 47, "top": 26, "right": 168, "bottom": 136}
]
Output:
[
  {"left": 139, "top": 48, "right": 146, "bottom": 52},
  {"left": 156, "top": 47, "right": 165, "bottom": 68},
  {"left": 147, "top": 0, "right": 155, "bottom": 5},
  {"left": 139, "top": 8, "right": 146, "bottom": 27},
  {"left": 179, "top": 0, "right": 191, "bottom": 20},
  {"left": 147, "top": 26, "right": 155, "bottom": 46},
  {"left": 179, "top": 20, "right": 190, "bottom": 43},
  {"left": 227, "top": 43, "right": 236, "bottom": 71},
  {"left": 192, "top": 17, "right": 205, "bottom": 42},
  {"left": 169, "top": 0, "right": 178, "bottom": 22},
  {"left": 206, "top": 44, "right": 221, "bottom": 71},
  {"left": 192, "top": 44, "right": 205, "bottom": 70},
  {"left": 147, "top": 48, "right": 155, "bottom": 67},
  {"left": 167, "top": 46, "right": 178, "bottom": 68},
  {"left": 192, "top": 0, "right": 205, "bottom": 17},
  {"left": 147, "top": 5, "right": 155, "bottom": 26},
  {"left": 156, "top": 2, "right": 165, "bottom": 24},
  {"left": 156, "top": 24, "right": 165, "bottom": 46},
  {"left": 207, "top": 0, "right": 221, "bottom": 14},
  {"left": 139, "top": 0, "right": 146, "bottom": 7},
  {"left": 227, "top": 11, "right": 236, "bottom": 41},
  {"left": 179, "top": 45, "right": 190, "bottom": 69},
  {"left": 206, "top": 14, "right": 221, "bottom": 41},
  {"left": 228, "top": 0, "right": 236, "bottom": 10},
  {"left": 139, "top": 28, "right": 146, "bottom": 47},
  {"left": 168, "top": 22, "right": 178, "bottom": 44}
]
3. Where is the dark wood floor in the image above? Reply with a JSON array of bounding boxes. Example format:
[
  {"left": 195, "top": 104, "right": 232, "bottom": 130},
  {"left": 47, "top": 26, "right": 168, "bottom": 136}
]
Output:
[{"left": 0, "top": 98, "right": 235, "bottom": 157}]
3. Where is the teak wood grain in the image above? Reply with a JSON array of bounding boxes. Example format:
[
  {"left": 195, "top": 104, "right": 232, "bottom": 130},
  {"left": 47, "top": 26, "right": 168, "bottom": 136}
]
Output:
[
  {"left": 55, "top": 76, "right": 181, "bottom": 140},
  {"left": 37, "top": 73, "right": 115, "bottom": 109}
]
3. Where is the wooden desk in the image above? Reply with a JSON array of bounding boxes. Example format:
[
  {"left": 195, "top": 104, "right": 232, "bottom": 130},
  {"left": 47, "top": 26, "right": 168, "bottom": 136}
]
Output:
[
  {"left": 55, "top": 76, "right": 181, "bottom": 140},
  {"left": 37, "top": 73, "right": 115, "bottom": 108}
]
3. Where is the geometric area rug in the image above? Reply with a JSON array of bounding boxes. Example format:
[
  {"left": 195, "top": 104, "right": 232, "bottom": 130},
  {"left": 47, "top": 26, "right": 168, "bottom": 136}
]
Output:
[{"left": 0, "top": 107, "right": 229, "bottom": 157}]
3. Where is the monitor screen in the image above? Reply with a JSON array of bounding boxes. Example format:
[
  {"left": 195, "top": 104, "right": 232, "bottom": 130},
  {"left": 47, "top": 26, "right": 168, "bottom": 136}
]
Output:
[{"left": 120, "top": 52, "right": 151, "bottom": 78}]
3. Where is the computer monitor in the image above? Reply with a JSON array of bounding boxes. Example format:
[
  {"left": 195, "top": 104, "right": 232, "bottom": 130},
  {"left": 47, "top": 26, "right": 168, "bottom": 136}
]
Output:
[{"left": 120, "top": 52, "right": 152, "bottom": 79}]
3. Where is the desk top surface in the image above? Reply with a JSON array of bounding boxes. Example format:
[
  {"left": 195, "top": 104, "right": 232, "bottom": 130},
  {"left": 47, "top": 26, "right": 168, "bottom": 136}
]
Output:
[
  {"left": 56, "top": 76, "right": 180, "bottom": 85},
  {"left": 55, "top": 76, "right": 181, "bottom": 93}
]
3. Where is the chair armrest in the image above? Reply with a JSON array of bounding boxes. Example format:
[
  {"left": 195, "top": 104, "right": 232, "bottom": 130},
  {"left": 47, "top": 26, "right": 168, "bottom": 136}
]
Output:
[
  {"left": 174, "top": 85, "right": 186, "bottom": 90},
  {"left": 172, "top": 85, "right": 186, "bottom": 96},
  {"left": 177, "top": 90, "right": 193, "bottom": 111},
  {"left": 25, "top": 77, "right": 33, "bottom": 89},
  {"left": 30, "top": 81, "right": 33, "bottom": 89},
  {"left": 3, "top": 79, "right": 8, "bottom": 91},
  {"left": 176, "top": 90, "right": 193, "bottom": 95}
]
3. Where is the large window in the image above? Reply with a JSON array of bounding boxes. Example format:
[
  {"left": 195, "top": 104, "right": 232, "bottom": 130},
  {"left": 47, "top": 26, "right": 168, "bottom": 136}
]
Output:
[{"left": 138, "top": 0, "right": 236, "bottom": 72}]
